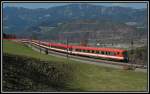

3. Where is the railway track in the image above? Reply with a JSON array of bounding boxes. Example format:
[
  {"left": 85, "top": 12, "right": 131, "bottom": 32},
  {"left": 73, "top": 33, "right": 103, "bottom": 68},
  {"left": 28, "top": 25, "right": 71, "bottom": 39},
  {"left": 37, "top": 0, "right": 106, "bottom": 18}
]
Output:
[{"left": 16, "top": 40, "right": 147, "bottom": 72}]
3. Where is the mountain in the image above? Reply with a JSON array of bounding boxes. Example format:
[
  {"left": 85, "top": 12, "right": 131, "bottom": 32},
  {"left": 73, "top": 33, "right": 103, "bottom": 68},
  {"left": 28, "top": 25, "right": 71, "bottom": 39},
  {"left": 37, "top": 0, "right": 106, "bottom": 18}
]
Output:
[
  {"left": 30, "top": 19, "right": 146, "bottom": 44},
  {"left": 3, "top": 4, "right": 147, "bottom": 33},
  {"left": 3, "top": 4, "right": 147, "bottom": 47}
]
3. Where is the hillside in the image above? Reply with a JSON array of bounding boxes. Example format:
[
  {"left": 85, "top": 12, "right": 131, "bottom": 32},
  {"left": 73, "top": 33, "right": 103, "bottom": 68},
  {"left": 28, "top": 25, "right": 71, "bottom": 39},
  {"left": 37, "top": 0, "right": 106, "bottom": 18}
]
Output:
[
  {"left": 3, "top": 4, "right": 147, "bottom": 35},
  {"left": 3, "top": 4, "right": 147, "bottom": 49},
  {"left": 2, "top": 40, "right": 147, "bottom": 92},
  {"left": 23, "top": 19, "right": 147, "bottom": 49},
  {"left": 37, "top": 20, "right": 146, "bottom": 43}
]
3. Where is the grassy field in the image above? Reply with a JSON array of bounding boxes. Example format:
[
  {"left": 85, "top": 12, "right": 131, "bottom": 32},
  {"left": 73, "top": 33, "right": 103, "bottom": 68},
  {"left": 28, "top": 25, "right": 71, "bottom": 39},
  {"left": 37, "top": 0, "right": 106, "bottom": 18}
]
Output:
[{"left": 2, "top": 40, "right": 148, "bottom": 92}]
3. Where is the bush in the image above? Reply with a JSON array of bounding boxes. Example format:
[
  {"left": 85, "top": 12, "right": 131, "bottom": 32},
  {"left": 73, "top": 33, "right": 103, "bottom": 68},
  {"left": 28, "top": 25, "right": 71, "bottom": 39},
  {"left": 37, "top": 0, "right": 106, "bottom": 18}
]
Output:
[
  {"left": 128, "top": 46, "right": 148, "bottom": 65},
  {"left": 2, "top": 53, "right": 75, "bottom": 92}
]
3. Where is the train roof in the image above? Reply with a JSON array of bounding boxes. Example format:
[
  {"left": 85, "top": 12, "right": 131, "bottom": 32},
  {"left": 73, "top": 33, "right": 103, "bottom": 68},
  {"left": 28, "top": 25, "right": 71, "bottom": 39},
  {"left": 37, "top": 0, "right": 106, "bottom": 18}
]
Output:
[
  {"left": 48, "top": 43, "right": 126, "bottom": 52},
  {"left": 49, "top": 43, "right": 71, "bottom": 48},
  {"left": 72, "top": 45, "right": 126, "bottom": 52}
]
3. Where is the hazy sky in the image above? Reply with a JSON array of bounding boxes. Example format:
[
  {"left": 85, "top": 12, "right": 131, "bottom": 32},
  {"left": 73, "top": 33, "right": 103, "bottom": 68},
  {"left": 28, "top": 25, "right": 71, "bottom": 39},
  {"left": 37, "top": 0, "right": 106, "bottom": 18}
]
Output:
[{"left": 3, "top": 2, "right": 147, "bottom": 9}]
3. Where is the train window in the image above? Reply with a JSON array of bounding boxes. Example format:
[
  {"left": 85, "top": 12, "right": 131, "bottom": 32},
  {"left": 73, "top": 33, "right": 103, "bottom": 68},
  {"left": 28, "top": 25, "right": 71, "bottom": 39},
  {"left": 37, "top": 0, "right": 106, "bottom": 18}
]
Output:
[
  {"left": 69, "top": 48, "right": 72, "bottom": 51},
  {"left": 78, "top": 49, "right": 81, "bottom": 52},
  {"left": 96, "top": 51, "right": 99, "bottom": 54},
  {"left": 117, "top": 52, "right": 120, "bottom": 55},
  {"left": 99, "top": 51, "right": 101, "bottom": 54},
  {"left": 107, "top": 52, "right": 109, "bottom": 55},
  {"left": 87, "top": 50, "right": 90, "bottom": 53},
  {"left": 92, "top": 50, "right": 95, "bottom": 53},
  {"left": 89, "top": 50, "right": 92, "bottom": 53},
  {"left": 85, "top": 50, "right": 87, "bottom": 52},
  {"left": 86, "top": 50, "right": 89, "bottom": 53},
  {"left": 101, "top": 51, "right": 104, "bottom": 54},
  {"left": 113, "top": 52, "right": 116, "bottom": 55},
  {"left": 76, "top": 49, "right": 79, "bottom": 51},
  {"left": 110, "top": 52, "right": 114, "bottom": 55}
]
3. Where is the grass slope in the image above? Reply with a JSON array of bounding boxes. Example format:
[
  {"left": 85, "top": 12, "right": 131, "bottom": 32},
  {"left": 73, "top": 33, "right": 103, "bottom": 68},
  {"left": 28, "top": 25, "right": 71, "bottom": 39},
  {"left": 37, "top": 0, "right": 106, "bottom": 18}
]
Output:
[{"left": 2, "top": 40, "right": 148, "bottom": 91}]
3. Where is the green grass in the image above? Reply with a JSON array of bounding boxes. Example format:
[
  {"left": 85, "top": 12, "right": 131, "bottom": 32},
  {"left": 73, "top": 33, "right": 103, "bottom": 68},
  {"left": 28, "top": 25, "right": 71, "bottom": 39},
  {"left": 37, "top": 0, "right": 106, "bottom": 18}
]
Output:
[
  {"left": 3, "top": 40, "right": 69, "bottom": 63},
  {"left": 3, "top": 40, "right": 148, "bottom": 91}
]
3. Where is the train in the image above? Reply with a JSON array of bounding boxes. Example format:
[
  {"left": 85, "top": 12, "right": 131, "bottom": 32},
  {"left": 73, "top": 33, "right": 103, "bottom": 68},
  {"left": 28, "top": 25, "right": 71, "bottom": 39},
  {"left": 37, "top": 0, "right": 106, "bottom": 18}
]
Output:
[{"left": 17, "top": 39, "right": 129, "bottom": 63}]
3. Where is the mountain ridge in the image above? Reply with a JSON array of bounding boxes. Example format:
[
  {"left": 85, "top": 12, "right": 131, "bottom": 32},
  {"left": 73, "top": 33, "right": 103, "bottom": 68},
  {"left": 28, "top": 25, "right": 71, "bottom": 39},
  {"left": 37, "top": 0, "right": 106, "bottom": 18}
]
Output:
[{"left": 3, "top": 4, "right": 147, "bottom": 46}]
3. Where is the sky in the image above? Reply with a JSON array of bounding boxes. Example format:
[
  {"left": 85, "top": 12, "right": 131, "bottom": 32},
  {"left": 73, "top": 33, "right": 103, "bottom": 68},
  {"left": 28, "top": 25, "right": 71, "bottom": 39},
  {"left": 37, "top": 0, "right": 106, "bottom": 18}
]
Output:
[{"left": 3, "top": 2, "right": 148, "bottom": 9}]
